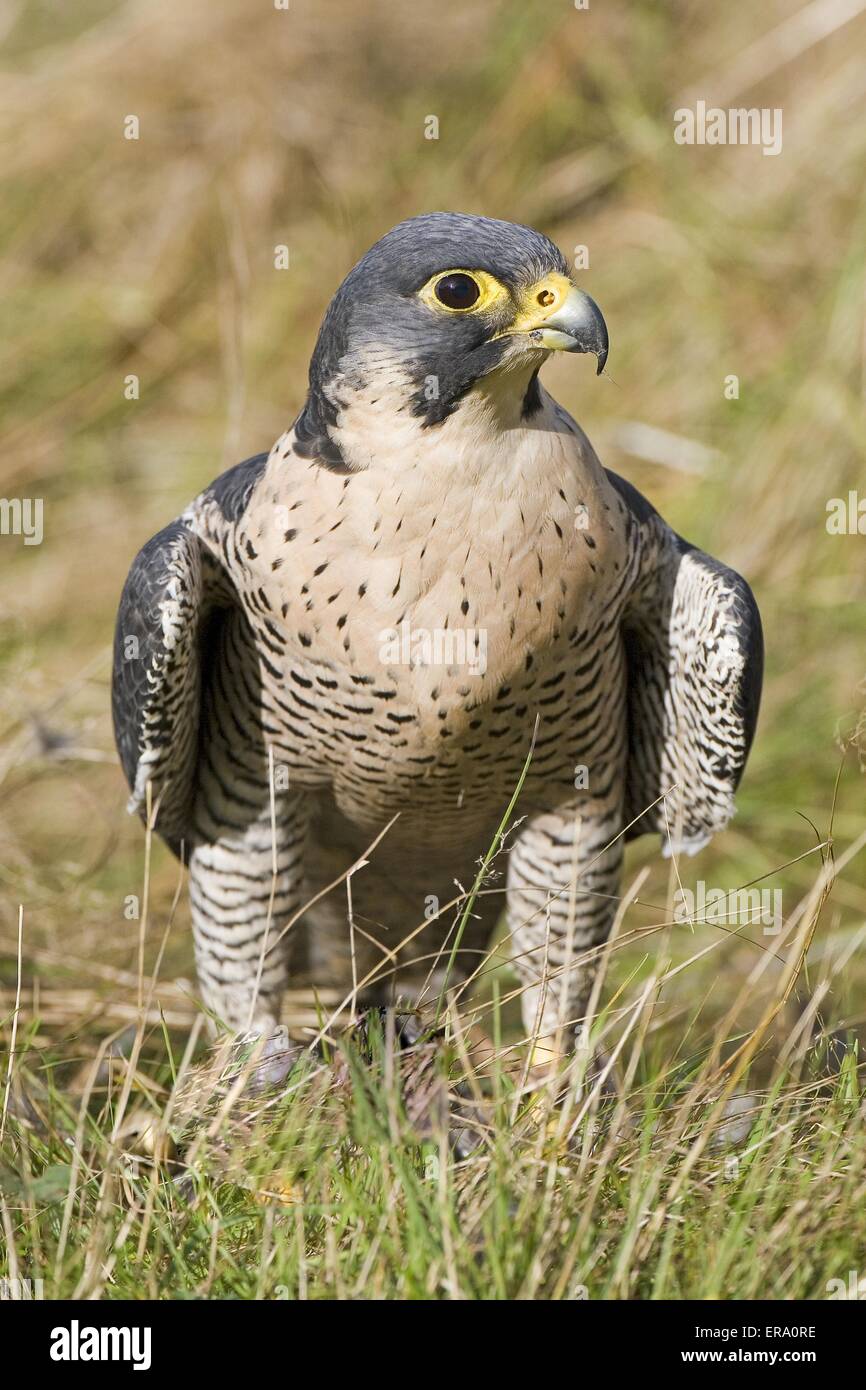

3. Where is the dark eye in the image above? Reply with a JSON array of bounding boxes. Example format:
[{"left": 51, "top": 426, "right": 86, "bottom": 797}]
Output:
[{"left": 434, "top": 273, "right": 480, "bottom": 310}]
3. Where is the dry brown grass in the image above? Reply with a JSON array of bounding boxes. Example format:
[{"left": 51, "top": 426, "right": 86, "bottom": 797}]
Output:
[{"left": 1, "top": 0, "right": 866, "bottom": 1298}]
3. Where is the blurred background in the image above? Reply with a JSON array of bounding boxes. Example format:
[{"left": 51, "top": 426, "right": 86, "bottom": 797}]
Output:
[{"left": 1, "top": 0, "right": 865, "bottom": 1044}]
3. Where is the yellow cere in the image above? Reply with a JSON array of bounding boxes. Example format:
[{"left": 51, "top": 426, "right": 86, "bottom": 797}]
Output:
[{"left": 507, "top": 271, "right": 576, "bottom": 335}]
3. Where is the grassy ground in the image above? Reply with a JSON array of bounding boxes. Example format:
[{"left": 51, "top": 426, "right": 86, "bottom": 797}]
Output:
[{"left": 2, "top": 0, "right": 866, "bottom": 1299}]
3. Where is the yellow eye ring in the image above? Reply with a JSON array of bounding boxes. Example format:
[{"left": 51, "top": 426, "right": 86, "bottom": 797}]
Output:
[{"left": 418, "top": 268, "right": 509, "bottom": 315}]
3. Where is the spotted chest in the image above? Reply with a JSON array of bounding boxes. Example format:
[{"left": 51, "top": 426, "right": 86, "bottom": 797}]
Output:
[{"left": 191, "top": 401, "right": 634, "bottom": 835}]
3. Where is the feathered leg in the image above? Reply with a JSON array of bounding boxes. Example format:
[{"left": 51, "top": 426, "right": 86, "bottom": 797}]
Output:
[
  {"left": 187, "top": 614, "right": 309, "bottom": 1033},
  {"left": 189, "top": 800, "right": 307, "bottom": 1033},
  {"left": 506, "top": 803, "right": 624, "bottom": 1059}
]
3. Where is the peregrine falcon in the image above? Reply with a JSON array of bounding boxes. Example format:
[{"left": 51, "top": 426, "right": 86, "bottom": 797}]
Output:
[{"left": 112, "top": 213, "right": 763, "bottom": 1053}]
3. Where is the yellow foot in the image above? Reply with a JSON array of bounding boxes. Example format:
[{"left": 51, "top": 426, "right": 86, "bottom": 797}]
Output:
[{"left": 252, "top": 1173, "right": 303, "bottom": 1207}]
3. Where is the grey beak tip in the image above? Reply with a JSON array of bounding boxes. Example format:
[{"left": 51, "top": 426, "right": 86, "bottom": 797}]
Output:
[{"left": 571, "top": 290, "right": 608, "bottom": 375}]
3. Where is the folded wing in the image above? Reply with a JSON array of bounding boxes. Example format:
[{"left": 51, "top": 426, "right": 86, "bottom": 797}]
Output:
[
  {"left": 112, "top": 520, "right": 212, "bottom": 851},
  {"left": 608, "top": 471, "right": 764, "bottom": 856}
]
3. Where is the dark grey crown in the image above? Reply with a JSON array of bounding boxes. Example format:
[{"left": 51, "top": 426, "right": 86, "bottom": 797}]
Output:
[{"left": 294, "top": 213, "right": 569, "bottom": 469}]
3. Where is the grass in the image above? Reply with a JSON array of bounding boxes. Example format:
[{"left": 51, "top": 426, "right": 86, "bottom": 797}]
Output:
[
  {"left": 2, "top": 0, "right": 866, "bottom": 1299},
  {"left": 3, "top": 907, "right": 866, "bottom": 1300}
]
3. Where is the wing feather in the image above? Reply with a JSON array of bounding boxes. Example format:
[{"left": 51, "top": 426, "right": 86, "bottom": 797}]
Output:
[
  {"left": 111, "top": 520, "right": 210, "bottom": 847},
  {"left": 607, "top": 471, "right": 764, "bottom": 854}
]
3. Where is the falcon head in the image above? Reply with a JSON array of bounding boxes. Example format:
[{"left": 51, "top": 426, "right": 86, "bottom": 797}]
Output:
[{"left": 294, "top": 212, "right": 608, "bottom": 471}]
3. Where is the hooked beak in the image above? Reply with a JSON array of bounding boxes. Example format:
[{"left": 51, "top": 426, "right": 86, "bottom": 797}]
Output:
[{"left": 532, "top": 286, "right": 609, "bottom": 375}]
